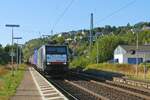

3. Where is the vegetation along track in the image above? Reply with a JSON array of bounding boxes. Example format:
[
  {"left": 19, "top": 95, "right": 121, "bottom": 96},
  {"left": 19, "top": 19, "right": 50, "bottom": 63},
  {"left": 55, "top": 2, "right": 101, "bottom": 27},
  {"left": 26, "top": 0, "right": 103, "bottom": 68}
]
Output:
[{"left": 43, "top": 72, "right": 149, "bottom": 100}]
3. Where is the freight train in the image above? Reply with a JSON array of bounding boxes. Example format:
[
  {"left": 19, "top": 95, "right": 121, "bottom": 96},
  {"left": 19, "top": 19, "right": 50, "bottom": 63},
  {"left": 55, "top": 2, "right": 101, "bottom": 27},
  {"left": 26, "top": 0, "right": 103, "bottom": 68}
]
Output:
[{"left": 29, "top": 45, "right": 69, "bottom": 74}]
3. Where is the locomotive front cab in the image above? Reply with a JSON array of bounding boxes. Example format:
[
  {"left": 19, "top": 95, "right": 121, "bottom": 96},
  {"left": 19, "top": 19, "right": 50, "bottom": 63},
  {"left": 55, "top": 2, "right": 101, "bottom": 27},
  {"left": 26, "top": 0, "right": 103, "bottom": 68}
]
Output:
[{"left": 45, "top": 45, "right": 69, "bottom": 74}]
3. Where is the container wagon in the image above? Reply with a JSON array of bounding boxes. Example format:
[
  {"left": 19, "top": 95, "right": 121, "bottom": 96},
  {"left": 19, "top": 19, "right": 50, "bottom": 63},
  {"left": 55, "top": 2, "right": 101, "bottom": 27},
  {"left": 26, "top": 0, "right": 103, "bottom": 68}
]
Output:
[{"left": 33, "top": 48, "right": 38, "bottom": 66}]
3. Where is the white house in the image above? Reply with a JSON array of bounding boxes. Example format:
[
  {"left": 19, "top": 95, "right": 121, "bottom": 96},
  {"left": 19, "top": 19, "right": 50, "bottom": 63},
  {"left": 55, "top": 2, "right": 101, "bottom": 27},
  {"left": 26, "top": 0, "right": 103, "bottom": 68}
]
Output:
[{"left": 114, "top": 45, "right": 150, "bottom": 64}]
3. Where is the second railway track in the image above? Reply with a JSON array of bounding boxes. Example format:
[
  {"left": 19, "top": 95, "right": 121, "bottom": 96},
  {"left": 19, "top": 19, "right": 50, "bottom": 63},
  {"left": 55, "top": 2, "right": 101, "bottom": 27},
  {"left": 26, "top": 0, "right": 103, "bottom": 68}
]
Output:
[
  {"left": 76, "top": 72, "right": 150, "bottom": 98},
  {"left": 42, "top": 71, "right": 150, "bottom": 100}
]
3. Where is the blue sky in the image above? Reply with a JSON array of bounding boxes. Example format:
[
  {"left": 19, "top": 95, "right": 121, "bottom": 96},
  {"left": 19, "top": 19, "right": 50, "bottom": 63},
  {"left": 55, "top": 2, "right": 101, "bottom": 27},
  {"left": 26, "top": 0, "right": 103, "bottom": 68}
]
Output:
[{"left": 0, "top": 0, "right": 150, "bottom": 46}]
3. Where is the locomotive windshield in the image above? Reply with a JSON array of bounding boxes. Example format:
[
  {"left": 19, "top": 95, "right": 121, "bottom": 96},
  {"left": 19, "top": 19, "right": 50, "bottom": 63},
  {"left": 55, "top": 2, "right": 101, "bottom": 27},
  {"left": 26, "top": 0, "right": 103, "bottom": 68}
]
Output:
[{"left": 46, "top": 46, "right": 67, "bottom": 54}]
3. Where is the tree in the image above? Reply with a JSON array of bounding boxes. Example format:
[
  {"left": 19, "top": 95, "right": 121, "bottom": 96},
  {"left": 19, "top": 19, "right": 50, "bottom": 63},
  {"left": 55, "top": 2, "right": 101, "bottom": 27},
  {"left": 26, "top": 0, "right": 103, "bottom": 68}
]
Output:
[{"left": 89, "top": 35, "right": 125, "bottom": 63}]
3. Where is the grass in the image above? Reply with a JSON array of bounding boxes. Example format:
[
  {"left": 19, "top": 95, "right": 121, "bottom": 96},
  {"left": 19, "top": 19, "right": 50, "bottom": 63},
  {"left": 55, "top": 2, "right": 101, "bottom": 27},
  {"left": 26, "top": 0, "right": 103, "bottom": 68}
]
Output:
[
  {"left": 86, "top": 63, "right": 150, "bottom": 81},
  {"left": 127, "top": 70, "right": 150, "bottom": 82},
  {"left": 0, "top": 64, "right": 26, "bottom": 100}
]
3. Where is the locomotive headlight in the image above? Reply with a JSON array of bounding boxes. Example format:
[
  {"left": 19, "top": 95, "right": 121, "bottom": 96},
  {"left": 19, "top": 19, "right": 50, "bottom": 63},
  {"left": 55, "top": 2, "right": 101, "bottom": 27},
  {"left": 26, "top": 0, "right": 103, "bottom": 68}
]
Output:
[
  {"left": 63, "top": 62, "right": 66, "bottom": 65},
  {"left": 47, "top": 62, "right": 51, "bottom": 65}
]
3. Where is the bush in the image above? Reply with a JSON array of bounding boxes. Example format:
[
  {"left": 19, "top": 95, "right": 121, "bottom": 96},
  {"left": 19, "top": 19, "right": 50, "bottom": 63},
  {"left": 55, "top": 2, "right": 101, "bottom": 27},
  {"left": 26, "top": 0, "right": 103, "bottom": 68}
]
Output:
[{"left": 70, "top": 56, "right": 89, "bottom": 69}]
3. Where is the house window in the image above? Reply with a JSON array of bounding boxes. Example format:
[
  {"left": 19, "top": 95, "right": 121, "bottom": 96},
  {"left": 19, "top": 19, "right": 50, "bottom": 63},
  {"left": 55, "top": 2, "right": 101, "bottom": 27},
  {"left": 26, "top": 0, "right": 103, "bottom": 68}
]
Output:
[
  {"left": 114, "top": 59, "right": 118, "bottom": 63},
  {"left": 128, "top": 58, "right": 143, "bottom": 64}
]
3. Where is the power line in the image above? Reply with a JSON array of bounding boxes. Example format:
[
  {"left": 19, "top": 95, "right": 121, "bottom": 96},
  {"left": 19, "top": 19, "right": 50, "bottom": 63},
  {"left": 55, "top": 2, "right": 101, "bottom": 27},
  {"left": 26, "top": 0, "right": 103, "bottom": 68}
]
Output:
[
  {"left": 52, "top": 0, "right": 75, "bottom": 31},
  {"left": 96, "top": 0, "right": 137, "bottom": 24}
]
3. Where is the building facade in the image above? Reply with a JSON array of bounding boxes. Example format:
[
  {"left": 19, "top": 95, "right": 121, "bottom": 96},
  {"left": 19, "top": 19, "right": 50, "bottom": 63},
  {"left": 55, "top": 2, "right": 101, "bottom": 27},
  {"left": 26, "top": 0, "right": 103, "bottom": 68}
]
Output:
[{"left": 114, "top": 45, "right": 150, "bottom": 64}]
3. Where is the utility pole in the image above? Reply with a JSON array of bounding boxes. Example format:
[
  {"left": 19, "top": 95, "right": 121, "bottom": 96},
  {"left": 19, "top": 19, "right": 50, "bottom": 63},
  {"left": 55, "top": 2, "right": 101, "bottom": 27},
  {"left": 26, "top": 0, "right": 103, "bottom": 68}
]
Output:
[
  {"left": 136, "top": 30, "right": 139, "bottom": 76},
  {"left": 17, "top": 40, "right": 18, "bottom": 70},
  {"left": 144, "top": 53, "right": 146, "bottom": 80},
  {"left": 96, "top": 32, "right": 103, "bottom": 64},
  {"left": 90, "top": 13, "right": 93, "bottom": 51},
  {"left": 19, "top": 44, "right": 22, "bottom": 64},
  {"left": 131, "top": 28, "right": 139, "bottom": 77},
  {"left": 5, "top": 24, "right": 20, "bottom": 76},
  {"left": 96, "top": 34, "right": 99, "bottom": 64},
  {"left": 51, "top": 30, "right": 53, "bottom": 36}
]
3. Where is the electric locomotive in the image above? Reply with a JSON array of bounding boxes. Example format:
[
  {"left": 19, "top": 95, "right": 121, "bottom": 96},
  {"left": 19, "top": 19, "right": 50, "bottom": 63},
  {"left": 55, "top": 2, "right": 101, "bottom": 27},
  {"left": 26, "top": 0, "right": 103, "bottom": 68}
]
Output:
[{"left": 32, "top": 45, "right": 68, "bottom": 74}]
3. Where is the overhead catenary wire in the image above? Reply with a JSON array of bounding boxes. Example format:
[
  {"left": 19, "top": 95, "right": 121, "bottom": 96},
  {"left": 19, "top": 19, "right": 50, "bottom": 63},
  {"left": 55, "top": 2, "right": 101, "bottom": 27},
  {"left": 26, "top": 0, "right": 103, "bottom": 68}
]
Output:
[
  {"left": 96, "top": 0, "right": 137, "bottom": 24},
  {"left": 52, "top": 0, "right": 75, "bottom": 31}
]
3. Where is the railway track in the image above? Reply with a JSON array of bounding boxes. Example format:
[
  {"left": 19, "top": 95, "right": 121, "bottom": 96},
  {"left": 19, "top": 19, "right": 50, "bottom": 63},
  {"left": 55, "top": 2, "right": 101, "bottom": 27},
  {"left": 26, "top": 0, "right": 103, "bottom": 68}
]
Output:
[
  {"left": 68, "top": 74, "right": 149, "bottom": 100},
  {"left": 49, "top": 78, "right": 100, "bottom": 100},
  {"left": 33, "top": 65, "right": 150, "bottom": 100},
  {"left": 106, "top": 80, "right": 150, "bottom": 96},
  {"left": 42, "top": 71, "right": 150, "bottom": 100},
  {"left": 75, "top": 72, "right": 150, "bottom": 98}
]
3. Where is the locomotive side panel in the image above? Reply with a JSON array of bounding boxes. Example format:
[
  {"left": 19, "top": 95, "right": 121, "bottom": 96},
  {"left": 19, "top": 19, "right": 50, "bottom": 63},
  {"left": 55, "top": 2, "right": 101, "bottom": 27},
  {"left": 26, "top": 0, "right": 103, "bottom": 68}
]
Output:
[
  {"left": 33, "top": 49, "right": 38, "bottom": 66},
  {"left": 37, "top": 45, "right": 46, "bottom": 71}
]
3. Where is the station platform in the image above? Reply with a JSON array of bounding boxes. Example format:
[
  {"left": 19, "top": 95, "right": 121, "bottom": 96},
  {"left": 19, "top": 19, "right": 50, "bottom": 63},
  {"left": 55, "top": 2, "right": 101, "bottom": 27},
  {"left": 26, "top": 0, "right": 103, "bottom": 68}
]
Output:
[{"left": 11, "top": 67, "right": 68, "bottom": 100}]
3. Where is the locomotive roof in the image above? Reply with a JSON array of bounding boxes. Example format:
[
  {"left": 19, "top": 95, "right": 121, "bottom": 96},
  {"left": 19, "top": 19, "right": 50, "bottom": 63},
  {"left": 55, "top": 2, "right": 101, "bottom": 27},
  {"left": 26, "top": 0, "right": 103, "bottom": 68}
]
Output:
[{"left": 35, "top": 44, "right": 68, "bottom": 51}]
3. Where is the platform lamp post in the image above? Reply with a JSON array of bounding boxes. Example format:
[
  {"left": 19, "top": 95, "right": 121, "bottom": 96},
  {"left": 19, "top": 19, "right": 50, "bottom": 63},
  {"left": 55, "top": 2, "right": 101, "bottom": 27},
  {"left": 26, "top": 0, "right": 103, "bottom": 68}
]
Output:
[
  {"left": 13, "top": 37, "right": 22, "bottom": 70},
  {"left": 5, "top": 24, "right": 20, "bottom": 76}
]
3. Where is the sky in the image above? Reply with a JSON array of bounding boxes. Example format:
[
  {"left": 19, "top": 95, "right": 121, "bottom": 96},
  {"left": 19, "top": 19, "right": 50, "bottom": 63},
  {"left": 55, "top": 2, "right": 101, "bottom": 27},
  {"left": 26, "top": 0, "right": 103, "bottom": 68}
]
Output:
[{"left": 0, "top": 0, "right": 150, "bottom": 46}]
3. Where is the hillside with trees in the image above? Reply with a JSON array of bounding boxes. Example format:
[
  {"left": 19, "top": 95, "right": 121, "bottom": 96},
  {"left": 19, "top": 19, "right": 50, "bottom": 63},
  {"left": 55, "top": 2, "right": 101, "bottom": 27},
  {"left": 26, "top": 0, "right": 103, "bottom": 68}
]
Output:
[{"left": 22, "top": 22, "right": 150, "bottom": 68}]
